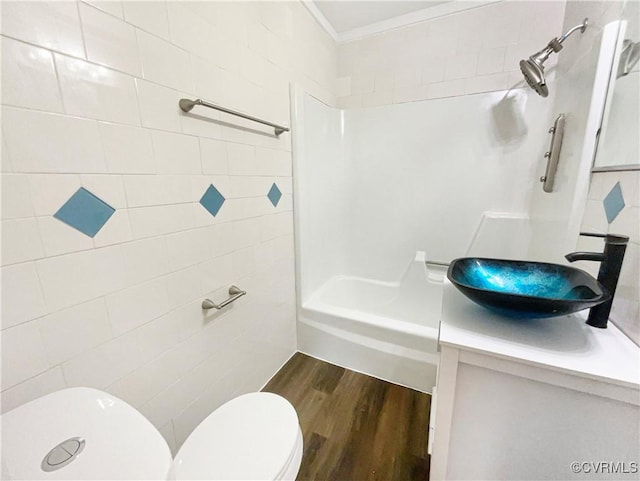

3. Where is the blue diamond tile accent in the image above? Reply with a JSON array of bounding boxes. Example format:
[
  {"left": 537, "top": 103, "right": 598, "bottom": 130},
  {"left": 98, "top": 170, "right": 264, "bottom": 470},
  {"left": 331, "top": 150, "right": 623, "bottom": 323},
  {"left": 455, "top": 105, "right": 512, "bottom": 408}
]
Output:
[
  {"left": 54, "top": 187, "right": 115, "bottom": 238},
  {"left": 267, "top": 183, "right": 282, "bottom": 207},
  {"left": 200, "top": 184, "right": 225, "bottom": 217},
  {"left": 603, "top": 181, "right": 625, "bottom": 224}
]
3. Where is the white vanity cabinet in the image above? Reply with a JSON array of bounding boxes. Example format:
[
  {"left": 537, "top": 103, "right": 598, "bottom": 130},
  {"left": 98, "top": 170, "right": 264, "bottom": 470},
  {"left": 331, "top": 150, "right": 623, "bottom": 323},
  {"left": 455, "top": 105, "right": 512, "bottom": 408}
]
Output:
[{"left": 429, "top": 281, "right": 640, "bottom": 481}]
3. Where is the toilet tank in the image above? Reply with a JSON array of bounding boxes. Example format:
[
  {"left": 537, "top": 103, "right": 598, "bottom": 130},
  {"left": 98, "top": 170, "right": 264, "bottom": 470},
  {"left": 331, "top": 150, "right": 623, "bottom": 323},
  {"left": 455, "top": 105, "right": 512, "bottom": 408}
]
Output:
[{"left": 1, "top": 387, "right": 172, "bottom": 480}]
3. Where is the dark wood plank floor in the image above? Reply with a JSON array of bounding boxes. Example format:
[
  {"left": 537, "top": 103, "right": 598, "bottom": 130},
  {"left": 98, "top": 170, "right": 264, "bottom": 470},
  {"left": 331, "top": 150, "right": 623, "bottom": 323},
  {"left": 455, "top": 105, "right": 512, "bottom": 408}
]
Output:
[{"left": 262, "top": 353, "right": 431, "bottom": 481}]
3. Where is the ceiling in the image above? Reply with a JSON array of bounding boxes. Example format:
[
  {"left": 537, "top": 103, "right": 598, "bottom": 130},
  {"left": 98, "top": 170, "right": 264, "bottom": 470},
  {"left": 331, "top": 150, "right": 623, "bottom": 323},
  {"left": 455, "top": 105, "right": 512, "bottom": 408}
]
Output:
[{"left": 312, "top": 1, "right": 453, "bottom": 34}]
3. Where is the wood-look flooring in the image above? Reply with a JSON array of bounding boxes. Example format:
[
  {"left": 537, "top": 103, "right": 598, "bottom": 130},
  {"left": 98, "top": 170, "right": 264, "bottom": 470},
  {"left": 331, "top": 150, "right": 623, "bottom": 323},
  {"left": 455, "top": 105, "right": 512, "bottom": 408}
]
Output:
[{"left": 262, "top": 353, "right": 431, "bottom": 481}]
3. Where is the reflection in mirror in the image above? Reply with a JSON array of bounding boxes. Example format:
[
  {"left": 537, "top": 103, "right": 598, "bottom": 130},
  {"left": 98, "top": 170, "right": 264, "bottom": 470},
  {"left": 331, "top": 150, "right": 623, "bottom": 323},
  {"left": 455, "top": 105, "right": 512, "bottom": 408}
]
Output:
[
  {"left": 617, "top": 39, "right": 640, "bottom": 78},
  {"left": 593, "top": 0, "right": 640, "bottom": 171}
]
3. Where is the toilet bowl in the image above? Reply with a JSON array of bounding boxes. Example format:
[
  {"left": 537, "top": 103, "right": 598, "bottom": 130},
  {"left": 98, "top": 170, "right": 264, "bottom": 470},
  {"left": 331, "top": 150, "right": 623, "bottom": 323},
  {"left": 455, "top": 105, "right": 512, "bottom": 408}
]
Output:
[{"left": 1, "top": 387, "right": 303, "bottom": 480}]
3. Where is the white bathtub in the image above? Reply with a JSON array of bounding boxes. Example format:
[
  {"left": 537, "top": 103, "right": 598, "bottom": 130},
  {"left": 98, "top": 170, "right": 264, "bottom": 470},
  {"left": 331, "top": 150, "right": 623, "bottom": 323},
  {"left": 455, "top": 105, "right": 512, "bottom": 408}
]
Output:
[{"left": 297, "top": 253, "right": 443, "bottom": 392}]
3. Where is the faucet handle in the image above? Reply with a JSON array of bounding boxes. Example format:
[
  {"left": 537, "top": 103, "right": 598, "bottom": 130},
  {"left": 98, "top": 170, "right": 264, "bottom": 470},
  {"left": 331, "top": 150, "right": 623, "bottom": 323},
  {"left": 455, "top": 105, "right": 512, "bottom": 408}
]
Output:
[{"left": 579, "top": 232, "right": 629, "bottom": 245}]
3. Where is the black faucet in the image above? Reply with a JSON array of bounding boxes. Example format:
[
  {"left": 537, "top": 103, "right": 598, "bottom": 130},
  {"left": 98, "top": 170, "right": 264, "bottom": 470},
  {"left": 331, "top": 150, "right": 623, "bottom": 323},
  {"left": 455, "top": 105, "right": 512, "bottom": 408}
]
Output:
[{"left": 565, "top": 232, "right": 629, "bottom": 328}]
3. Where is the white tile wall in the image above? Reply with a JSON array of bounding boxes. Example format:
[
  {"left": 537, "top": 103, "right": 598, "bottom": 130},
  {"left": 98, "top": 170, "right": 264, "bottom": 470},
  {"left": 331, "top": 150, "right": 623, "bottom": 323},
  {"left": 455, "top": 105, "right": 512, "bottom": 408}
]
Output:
[
  {"left": 3, "top": 107, "right": 107, "bottom": 173},
  {"left": 1, "top": 218, "right": 45, "bottom": 265},
  {"left": 137, "top": 30, "right": 193, "bottom": 92},
  {"left": 135, "top": 309, "right": 180, "bottom": 362},
  {"left": 92, "top": 209, "right": 133, "bottom": 247},
  {"left": 165, "top": 228, "right": 212, "bottom": 272},
  {"left": 1, "top": 263, "right": 49, "bottom": 330},
  {"left": 1, "top": 0, "right": 335, "bottom": 453},
  {"left": 0, "top": 367, "right": 67, "bottom": 414},
  {"left": 200, "top": 139, "right": 229, "bottom": 175},
  {"left": 99, "top": 123, "right": 156, "bottom": 174},
  {"left": 1, "top": 321, "right": 50, "bottom": 388},
  {"left": 336, "top": 1, "right": 566, "bottom": 108},
  {"left": 84, "top": 1, "right": 124, "bottom": 19},
  {"left": 134, "top": 79, "right": 183, "bottom": 132},
  {"left": 38, "top": 299, "right": 112, "bottom": 366},
  {"left": 123, "top": 1, "right": 171, "bottom": 40},
  {"left": 151, "top": 131, "right": 201, "bottom": 174},
  {"left": 55, "top": 54, "right": 142, "bottom": 125},
  {"left": 79, "top": 2, "right": 141, "bottom": 76},
  {"left": 62, "top": 330, "right": 142, "bottom": 389},
  {"left": 37, "top": 216, "right": 94, "bottom": 257},
  {"left": 1, "top": 175, "right": 35, "bottom": 219},
  {"left": 1, "top": 37, "right": 63, "bottom": 112},
  {"left": 0, "top": 1, "right": 86, "bottom": 57},
  {"left": 35, "top": 245, "right": 129, "bottom": 312},
  {"left": 105, "top": 278, "right": 171, "bottom": 336}
]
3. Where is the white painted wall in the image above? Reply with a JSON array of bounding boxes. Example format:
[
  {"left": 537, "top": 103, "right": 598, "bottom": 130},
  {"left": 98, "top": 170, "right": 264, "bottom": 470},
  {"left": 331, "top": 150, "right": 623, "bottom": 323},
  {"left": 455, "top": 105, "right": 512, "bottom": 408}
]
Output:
[{"left": 0, "top": 0, "right": 335, "bottom": 453}]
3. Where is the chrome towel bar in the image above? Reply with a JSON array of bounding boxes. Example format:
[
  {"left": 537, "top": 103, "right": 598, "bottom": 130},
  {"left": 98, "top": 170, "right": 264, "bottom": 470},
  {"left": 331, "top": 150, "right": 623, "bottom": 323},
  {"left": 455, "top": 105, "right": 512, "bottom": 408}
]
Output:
[
  {"left": 179, "top": 98, "right": 290, "bottom": 136},
  {"left": 202, "top": 285, "right": 246, "bottom": 310}
]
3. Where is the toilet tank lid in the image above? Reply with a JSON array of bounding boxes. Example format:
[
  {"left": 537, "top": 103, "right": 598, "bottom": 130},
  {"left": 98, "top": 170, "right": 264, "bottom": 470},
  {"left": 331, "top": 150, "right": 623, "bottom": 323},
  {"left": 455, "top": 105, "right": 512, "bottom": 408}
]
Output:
[
  {"left": 1, "top": 387, "right": 172, "bottom": 480},
  {"left": 172, "top": 392, "right": 301, "bottom": 481}
]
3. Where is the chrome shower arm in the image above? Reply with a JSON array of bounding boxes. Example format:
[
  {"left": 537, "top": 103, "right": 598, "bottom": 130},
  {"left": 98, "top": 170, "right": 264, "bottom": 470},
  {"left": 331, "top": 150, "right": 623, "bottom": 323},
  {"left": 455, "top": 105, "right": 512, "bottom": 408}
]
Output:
[
  {"left": 531, "top": 18, "right": 588, "bottom": 63},
  {"left": 558, "top": 18, "right": 589, "bottom": 44}
]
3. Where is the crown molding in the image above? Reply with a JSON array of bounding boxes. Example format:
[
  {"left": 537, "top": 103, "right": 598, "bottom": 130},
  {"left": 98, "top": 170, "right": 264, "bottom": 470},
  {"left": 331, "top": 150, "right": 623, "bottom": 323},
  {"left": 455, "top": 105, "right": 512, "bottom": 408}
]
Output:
[
  {"left": 301, "top": 1, "right": 338, "bottom": 41},
  {"left": 302, "top": 0, "right": 501, "bottom": 44}
]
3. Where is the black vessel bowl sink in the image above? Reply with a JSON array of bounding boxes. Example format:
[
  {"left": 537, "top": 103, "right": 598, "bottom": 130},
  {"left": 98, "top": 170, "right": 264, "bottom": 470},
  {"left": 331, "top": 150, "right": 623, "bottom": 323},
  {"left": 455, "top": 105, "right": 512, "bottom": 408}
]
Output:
[{"left": 447, "top": 258, "right": 611, "bottom": 319}]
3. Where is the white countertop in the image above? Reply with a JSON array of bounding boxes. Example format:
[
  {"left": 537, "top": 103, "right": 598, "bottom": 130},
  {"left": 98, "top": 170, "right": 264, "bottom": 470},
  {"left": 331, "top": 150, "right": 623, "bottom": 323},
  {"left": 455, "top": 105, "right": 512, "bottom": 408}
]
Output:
[{"left": 439, "top": 280, "right": 640, "bottom": 389}]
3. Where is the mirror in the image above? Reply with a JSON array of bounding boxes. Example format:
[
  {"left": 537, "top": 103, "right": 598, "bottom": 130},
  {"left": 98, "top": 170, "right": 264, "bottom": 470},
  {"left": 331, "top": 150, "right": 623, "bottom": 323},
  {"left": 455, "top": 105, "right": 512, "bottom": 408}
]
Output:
[{"left": 592, "top": 0, "right": 640, "bottom": 171}]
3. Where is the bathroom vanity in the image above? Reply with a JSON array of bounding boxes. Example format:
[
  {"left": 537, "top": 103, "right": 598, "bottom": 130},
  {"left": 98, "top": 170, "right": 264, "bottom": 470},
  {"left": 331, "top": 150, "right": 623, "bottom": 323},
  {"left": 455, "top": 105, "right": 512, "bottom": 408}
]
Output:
[{"left": 429, "top": 281, "right": 640, "bottom": 480}]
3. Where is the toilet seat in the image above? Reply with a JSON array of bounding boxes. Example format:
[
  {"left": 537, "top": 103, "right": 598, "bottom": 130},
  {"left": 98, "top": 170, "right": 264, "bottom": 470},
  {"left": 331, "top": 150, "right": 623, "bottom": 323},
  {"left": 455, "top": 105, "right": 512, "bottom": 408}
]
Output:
[{"left": 172, "top": 392, "right": 303, "bottom": 480}]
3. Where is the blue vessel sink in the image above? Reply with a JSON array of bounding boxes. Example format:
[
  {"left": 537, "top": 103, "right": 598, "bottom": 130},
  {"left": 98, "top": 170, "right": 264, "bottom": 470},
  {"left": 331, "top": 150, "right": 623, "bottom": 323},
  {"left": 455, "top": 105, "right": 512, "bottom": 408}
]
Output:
[{"left": 447, "top": 258, "right": 610, "bottom": 319}]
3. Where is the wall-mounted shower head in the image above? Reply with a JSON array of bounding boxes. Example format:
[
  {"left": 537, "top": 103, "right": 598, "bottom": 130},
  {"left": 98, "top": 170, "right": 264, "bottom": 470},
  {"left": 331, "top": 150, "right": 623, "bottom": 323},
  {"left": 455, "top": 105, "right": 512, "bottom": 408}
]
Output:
[
  {"left": 520, "top": 18, "right": 588, "bottom": 97},
  {"left": 520, "top": 57, "right": 548, "bottom": 96}
]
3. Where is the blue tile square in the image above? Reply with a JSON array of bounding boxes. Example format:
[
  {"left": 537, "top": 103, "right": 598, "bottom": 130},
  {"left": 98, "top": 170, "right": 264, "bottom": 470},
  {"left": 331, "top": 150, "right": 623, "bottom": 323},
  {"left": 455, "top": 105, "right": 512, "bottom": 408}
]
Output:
[
  {"left": 54, "top": 187, "right": 115, "bottom": 238},
  {"left": 200, "top": 184, "right": 225, "bottom": 217},
  {"left": 603, "top": 181, "right": 625, "bottom": 224},
  {"left": 267, "top": 183, "right": 282, "bottom": 207}
]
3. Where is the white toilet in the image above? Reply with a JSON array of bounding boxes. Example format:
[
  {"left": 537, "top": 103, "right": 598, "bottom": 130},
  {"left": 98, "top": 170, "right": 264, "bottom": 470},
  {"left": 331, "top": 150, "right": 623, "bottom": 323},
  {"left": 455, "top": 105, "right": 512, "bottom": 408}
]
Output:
[{"left": 1, "top": 387, "right": 303, "bottom": 480}]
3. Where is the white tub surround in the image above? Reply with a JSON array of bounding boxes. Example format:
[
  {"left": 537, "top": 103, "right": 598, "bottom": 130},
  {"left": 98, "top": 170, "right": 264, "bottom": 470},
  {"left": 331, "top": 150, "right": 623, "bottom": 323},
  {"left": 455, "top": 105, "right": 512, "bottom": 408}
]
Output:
[
  {"left": 292, "top": 84, "right": 558, "bottom": 393},
  {"left": 429, "top": 280, "right": 640, "bottom": 480}
]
